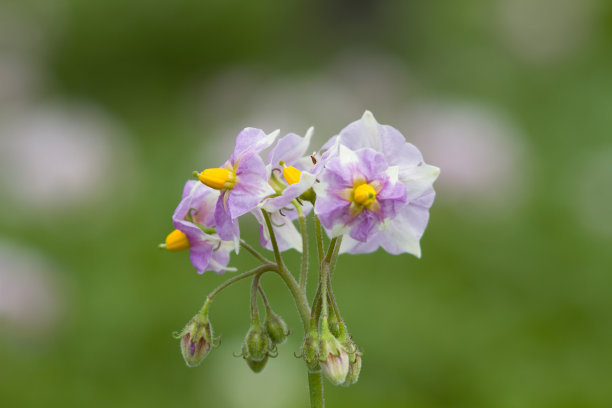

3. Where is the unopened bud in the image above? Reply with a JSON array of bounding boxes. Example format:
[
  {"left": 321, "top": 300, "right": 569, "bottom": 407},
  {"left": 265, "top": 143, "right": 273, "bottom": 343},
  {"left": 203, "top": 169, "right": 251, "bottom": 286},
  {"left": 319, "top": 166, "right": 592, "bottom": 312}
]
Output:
[
  {"left": 301, "top": 330, "right": 320, "bottom": 372},
  {"left": 178, "top": 314, "right": 212, "bottom": 367},
  {"left": 246, "top": 354, "right": 269, "bottom": 373},
  {"left": 342, "top": 353, "right": 362, "bottom": 386},
  {"left": 243, "top": 323, "right": 271, "bottom": 362},
  {"left": 265, "top": 312, "right": 290, "bottom": 345},
  {"left": 319, "top": 332, "right": 349, "bottom": 385}
]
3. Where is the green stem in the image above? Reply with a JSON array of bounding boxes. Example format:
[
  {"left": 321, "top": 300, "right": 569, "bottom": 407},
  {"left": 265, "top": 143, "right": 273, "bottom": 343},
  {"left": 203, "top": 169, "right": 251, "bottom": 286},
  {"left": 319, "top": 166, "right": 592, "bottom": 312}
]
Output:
[
  {"left": 250, "top": 273, "right": 263, "bottom": 324},
  {"left": 296, "top": 205, "right": 308, "bottom": 290},
  {"left": 262, "top": 210, "right": 324, "bottom": 408},
  {"left": 274, "top": 260, "right": 310, "bottom": 331},
  {"left": 324, "top": 237, "right": 338, "bottom": 264},
  {"left": 310, "top": 280, "right": 322, "bottom": 329},
  {"left": 257, "top": 284, "right": 272, "bottom": 313},
  {"left": 201, "top": 264, "right": 278, "bottom": 315},
  {"left": 240, "top": 239, "right": 273, "bottom": 264},
  {"left": 310, "top": 236, "right": 338, "bottom": 326},
  {"left": 308, "top": 372, "right": 324, "bottom": 408},
  {"left": 261, "top": 210, "right": 286, "bottom": 271},
  {"left": 327, "top": 274, "right": 342, "bottom": 324},
  {"left": 328, "top": 236, "right": 342, "bottom": 277},
  {"left": 315, "top": 216, "right": 324, "bottom": 265},
  {"left": 320, "top": 263, "right": 329, "bottom": 323}
]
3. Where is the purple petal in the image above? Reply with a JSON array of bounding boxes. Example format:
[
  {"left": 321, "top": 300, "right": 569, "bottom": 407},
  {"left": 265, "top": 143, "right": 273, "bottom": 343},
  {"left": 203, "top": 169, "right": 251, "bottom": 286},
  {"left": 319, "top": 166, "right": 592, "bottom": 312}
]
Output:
[
  {"left": 173, "top": 181, "right": 219, "bottom": 229},
  {"left": 231, "top": 127, "right": 279, "bottom": 162},
  {"left": 354, "top": 148, "right": 388, "bottom": 181},
  {"left": 214, "top": 194, "right": 237, "bottom": 241},
  {"left": 208, "top": 242, "right": 235, "bottom": 273},
  {"left": 227, "top": 155, "right": 275, "bottom": 218},
  {"left": 314, "top": 191, "right": 352, "bottom": 237},
  {"left": 268, "top": 128, "right": 313, "bottom": 168},
  {"left": 349, "top": 211, "right": 379, "bottom": 242},
  {"left": 189, "top": 245, "right": 214, "bottom": 274}
]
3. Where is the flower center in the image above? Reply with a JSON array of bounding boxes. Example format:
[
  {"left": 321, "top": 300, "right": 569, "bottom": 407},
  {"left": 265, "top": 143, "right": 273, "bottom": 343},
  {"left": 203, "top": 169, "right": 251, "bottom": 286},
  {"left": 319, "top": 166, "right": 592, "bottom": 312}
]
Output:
[
  {"left": 165, "top": 229, "right": 190, "bottom": 251},
  {"left": 353, "top": 183, "right": 377, "bottom": 207},
  {"left": 282, "top": 166, "right": 301, "bottom": 185},
  {"left": 198, "top": 168, "right": 236, "bottom": 190}
]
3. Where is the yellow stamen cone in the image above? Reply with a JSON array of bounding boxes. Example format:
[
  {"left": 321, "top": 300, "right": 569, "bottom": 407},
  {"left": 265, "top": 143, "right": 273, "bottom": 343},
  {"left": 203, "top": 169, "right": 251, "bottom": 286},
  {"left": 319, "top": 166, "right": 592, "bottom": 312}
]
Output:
[
  {"left": 165, "top": 229, "right": 190, "bottom": 251},
  {"left": 198, "top": 168, "right": 235, "bottom": 190},
  {"left": 353, "top": 184, "right": 377, "bottom": 207},
  {"left": 282, "top": 166, "right": 301, "bottom": 185}
]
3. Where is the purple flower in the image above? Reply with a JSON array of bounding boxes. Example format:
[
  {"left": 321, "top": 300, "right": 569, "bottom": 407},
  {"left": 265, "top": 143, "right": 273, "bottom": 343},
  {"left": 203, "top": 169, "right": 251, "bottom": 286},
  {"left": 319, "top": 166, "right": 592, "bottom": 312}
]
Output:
[
  {"left": 262, "top": 127, "right": 317, "bottom": 213},
  {"left": 197, "top": 128, "right": 279, "bottom": 248},
  {"left": 322, "top": 111, "right": 440, "bottom": 257},
  {"left": 169, "top": 180, "right": 235, "bottom": 274},
  {"left": 314, "top": 145, "right": 407, "bottom": 242},
  {"left": 252, "top": 128, "right": 317, "bottom": 253}
]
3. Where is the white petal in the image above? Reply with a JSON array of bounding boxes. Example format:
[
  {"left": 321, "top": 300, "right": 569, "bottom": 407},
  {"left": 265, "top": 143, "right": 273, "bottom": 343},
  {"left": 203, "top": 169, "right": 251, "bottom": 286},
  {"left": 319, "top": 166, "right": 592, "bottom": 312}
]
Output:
[{"left": 400, "top": 163, "right": 440, "bottom": 200}]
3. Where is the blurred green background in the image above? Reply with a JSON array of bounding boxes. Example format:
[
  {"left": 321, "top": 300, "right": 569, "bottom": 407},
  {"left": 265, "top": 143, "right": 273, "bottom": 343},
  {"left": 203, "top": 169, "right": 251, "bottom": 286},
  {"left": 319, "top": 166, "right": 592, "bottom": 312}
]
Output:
[{"left": 1, "top": 0, "right": 611, "bottom": 407}]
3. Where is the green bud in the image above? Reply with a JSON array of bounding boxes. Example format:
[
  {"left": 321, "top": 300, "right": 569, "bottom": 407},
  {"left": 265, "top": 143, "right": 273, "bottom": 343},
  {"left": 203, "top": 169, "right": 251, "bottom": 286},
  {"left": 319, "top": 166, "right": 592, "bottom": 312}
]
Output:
[
  {"left": 178, "top": 314, "right": 212, "bottom": 367},
  {"left": 265, "top": 311, "right": 290, "bottom": 345},
  {"left": 319, "top": 331, "right": 349, "bottom": 386},
  {"left": 342, "top": 353, "right": 362, "bottom": 386},
  {"left": 246, "top": 354, "right": 269, "bottom": 373},
  {"left": 301, "top": 330, "right": 320, "bottom": 372},
  {"left": 243, "top": 323, "right": 271, "bottom": 362}
]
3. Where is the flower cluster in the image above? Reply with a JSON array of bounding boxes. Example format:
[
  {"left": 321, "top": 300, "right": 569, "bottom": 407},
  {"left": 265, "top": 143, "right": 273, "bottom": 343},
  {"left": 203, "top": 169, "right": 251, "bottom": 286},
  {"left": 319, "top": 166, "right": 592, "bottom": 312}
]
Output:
[
  {"left": 161, "top": 111, "right": 438, "bottom": 394},
  {"left": 161, "top": 111, "right": 439, "bottom": 273}
]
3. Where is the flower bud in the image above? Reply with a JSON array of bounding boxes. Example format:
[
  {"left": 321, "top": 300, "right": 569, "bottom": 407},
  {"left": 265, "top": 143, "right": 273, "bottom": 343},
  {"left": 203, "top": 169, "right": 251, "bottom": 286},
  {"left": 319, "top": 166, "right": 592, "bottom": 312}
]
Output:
[
  {"left": 243, "top": 323, "right": 271, "bottom": 362},
  {"left": 178, "top": 314, "right": 212, "bottom": 367},
  {"left": 342, "top": 353, "right": 362, "bottom": 386},
  {"left": 246, "top": 354, "right": 269, "bottom": 373},
  {"left": 319, "top": 332, "right": 349, "bottom": 385},
  {"left": 301, "top": 330, "right": 320, "bottom": 372},
  {"left": 265, "top": 311, "right": 290, "bottom": 345}
]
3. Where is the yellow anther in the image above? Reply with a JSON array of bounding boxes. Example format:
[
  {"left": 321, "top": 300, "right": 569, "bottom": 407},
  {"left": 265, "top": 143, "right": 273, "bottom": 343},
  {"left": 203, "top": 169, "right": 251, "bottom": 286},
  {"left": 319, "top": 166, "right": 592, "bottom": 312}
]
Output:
[
  {"left": 282, "top": 166, "right": 302, "bottom": 185},
  {"left": 353, "top": 183, "right": 377, "bottom": 207},
  {"left": 165, "top": 229, "right": 190, "bottom": 251},
  {"left": 198, "top": 168, "right": 235, "bottom": 190}
]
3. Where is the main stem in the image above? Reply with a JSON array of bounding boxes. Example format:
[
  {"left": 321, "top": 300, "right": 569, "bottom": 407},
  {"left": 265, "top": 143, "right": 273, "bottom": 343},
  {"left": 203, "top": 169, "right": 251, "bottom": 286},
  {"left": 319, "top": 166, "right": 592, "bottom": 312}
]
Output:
[{"left": 262, "top": 210, "right": 324, "bottom": 408}]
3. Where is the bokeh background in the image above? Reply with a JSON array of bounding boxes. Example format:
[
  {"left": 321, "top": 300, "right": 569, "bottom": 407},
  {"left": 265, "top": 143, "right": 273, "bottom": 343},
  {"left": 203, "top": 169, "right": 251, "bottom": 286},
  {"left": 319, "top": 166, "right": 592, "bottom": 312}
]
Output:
[{"left": 1, "top": 0, "right": 611, "bottom": 407}]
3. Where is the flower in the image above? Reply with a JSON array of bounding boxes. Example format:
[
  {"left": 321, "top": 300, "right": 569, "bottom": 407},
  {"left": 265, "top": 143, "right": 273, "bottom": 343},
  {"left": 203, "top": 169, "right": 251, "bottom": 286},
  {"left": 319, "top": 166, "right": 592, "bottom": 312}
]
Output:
[
  {"left": 196, "top": 127, "right": 279, "bottom": 248},
  {"left": 262, "top": 127, "right": 317, "bottom": 212},
  {"left": 163, "top": 180, "right": 235, "bottom": 274},
  {"left": 314, "top": 145, "right": 408, "bottom": 242},
  {"left": 319, "top": 111, "right": 440, "bottom": 257},
  {"left": 252, "top": 128, "right": 318, "bottom": 253}
]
